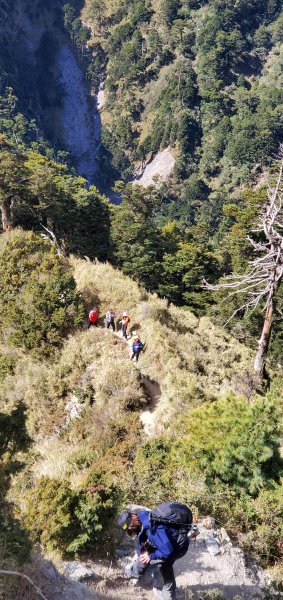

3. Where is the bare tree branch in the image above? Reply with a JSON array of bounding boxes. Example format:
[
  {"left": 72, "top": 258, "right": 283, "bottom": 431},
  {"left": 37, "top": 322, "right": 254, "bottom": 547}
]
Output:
[
  {"left": 204, "top": 146, "right": 283, "bottom": 376},
  {"left": 41, "top": 224, "right": 64, "bottom": 257},
  {"left": 0, "top": 569, "right": 49, "bottom": 600}
]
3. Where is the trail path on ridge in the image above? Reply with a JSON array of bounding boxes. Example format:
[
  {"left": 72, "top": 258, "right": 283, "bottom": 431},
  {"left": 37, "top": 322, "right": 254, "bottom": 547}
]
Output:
[
  {"left": 34, "top": 326, "right": 273, "bottom": 600},
  {"left": 113, "top": 329, "right": 161, "bottom": 436}
]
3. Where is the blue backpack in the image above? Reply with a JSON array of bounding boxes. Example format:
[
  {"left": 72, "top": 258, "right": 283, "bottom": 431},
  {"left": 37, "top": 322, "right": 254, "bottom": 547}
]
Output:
[{"left": 133, "top": 340, "right": 143, "bottom": 353}]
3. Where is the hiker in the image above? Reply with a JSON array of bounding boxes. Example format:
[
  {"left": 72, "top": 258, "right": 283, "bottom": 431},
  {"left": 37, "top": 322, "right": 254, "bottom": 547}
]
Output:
[
  {"left": 130, "top": 334, "right": 144, "bottom": 363},
  {"left": 120, "top": 312, "right": 130, "bottom": 339},
  {"left": 88, "top": 306, "right": 99, "bottom": 329},
  {"left": 106, "top": 309, "right": 115, "bottom": 331},
  {"left": 117, "top": 503, "right": 191, "bottom": 600}
]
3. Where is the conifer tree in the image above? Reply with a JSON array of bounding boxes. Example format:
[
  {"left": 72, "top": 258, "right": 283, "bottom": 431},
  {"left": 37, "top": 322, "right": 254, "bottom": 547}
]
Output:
[{"left": 0, "top": 135, "right": 28, "bottom": 231}]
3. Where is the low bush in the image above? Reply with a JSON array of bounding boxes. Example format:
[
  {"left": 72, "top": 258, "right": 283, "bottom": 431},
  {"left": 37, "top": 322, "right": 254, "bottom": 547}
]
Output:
[{"left": 23, "top": 473, "right": 121, "bottom": 557}]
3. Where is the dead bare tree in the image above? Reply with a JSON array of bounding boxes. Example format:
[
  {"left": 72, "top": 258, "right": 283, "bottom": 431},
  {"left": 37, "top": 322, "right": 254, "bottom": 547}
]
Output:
[
  {"left": 40, "top": 224, "right": 65, "bottom": 257},
  {"left": 205, "top": 149, "right": 283, "bottom": 378}
]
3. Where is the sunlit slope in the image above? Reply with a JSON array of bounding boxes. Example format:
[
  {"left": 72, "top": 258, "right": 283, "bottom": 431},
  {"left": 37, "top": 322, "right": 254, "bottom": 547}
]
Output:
[{"left": 73, "top": 258, "right": 253, "bottom": 424}]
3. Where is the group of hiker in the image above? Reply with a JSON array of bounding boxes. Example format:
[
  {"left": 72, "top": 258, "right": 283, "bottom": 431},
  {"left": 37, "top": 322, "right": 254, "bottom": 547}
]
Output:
[
  {"left": 88, "top": 306, "right": 192, "bottom": 599},
  {"left": 88, "top": 306, "right": 144, "bottom": 362}
]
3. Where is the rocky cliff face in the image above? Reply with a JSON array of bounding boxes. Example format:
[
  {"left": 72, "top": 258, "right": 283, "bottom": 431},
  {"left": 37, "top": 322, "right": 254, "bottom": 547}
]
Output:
[{"left": 0, "top": 0, "right": 100, "bottom": 182}]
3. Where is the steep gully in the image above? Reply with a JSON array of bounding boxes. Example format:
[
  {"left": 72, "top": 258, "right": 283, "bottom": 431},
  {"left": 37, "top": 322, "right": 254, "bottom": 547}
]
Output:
[
  {"left": 21, "top": 1, "right": 101, "bottom": 184},
  {"left": 57, "top": 42, "right": 101, "bottom": 183}
]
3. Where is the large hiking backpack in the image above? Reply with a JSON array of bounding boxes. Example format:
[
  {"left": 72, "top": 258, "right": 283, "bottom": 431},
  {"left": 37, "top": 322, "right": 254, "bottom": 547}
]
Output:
[
  {"left": 150, "top": 502, "right": 192, "bottom": 531},
  {"left": 150, "top": 502, "right": 193, "bottom": 552},
  {"left": 133, "top": 340, "right": 143, "bottom": 353},
  {"left": 106, "top": 310, "right": 115, "bottom": 322}
]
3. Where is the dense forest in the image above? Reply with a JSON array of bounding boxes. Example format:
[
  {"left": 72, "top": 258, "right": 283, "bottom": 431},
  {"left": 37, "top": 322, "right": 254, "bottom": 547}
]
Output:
[
  {"left": 0, "top": 0, "right": 282, "bottom": 361},
  {"left": 0, "top": 0, "right": 282, "bottom": 598}
]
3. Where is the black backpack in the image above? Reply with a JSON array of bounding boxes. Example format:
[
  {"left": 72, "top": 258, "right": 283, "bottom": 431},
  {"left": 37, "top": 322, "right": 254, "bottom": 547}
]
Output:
[{"left": 150, "top": 502, "right": 192, "bottom": 531}]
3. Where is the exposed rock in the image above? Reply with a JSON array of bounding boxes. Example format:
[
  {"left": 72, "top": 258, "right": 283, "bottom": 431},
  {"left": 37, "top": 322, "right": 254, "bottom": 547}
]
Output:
[
  {"left": 25, "top": 554, "right": 98, "bottom": 600},
  {"left": 132, "top": 148, "right": 175, "bottom": 188},
  {"left": 60, "top": 561, "right": 99, "bottom": 582},
  {"left": 203, "top": 516, "right": 216, "bottom": 529},
  {"left": 57, "top": 43, "right": 101, "bottom": 182},
  {"left": 97, "top": 83, "right": 106, "bottom": 111},
  {"left": 65, "top": 393, "right": 85, "bottom": 421},
  {"left": 205, "top": 534, "right": 221, "bottom": 556}
]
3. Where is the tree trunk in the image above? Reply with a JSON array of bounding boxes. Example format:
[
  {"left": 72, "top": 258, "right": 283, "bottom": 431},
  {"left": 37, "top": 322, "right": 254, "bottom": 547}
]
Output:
[
  {"left": 254, "top": 300, "right": 274, "bottom": 377},
  {"left": 1, "top": 198, "right": 13, "bottom": 231}
]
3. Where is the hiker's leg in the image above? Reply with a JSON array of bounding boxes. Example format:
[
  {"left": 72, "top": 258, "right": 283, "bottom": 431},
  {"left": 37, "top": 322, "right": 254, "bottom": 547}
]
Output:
[
  {"left": 159, "top": 560, "right": 176, "bottom": 600},
  {"left": 122, "top": 325, "right": 127, "bottom": 339},
  {"left": 106, "top": 321, "right": 110, "bottom": 329},
  {"left": 135, "top": 352, "right": 140, "bottom": 362},
  {"left": 111, "top": 320, "right": 115, "bottom": 331}
]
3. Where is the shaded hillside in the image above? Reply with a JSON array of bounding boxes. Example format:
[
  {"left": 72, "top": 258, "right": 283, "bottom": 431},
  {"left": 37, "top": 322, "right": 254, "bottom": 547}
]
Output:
[{"left": 0, "top": 0, "right": 101, "bottom": 179}]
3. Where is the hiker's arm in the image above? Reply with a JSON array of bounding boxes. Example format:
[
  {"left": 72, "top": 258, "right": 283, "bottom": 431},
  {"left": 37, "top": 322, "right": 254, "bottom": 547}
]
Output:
[{"left": 148, "top": 529, "right": 175, "bottom": 560}]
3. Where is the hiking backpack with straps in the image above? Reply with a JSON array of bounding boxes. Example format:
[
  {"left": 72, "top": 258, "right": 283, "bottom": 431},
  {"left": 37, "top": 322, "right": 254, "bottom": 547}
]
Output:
[
  {"left": 89, "top": 308, "right": 98, "bottom": 322},
  {"left": 133, "top": 340, "right": 143, "bottom": 353},
  {"left": 150, "top": 502, "right": 192, "bottom": 531},
  {"left": 149, "top": 502, "right": 193, "bottom": 552}
]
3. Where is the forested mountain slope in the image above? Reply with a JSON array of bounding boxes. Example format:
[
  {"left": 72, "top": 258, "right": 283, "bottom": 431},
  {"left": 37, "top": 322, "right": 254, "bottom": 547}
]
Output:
[
  {"left": 79, "top": 0, "right": 282, "bottom": 193},
  {"left": 0, "top": 2, "right": 282, "bottom": 597}
]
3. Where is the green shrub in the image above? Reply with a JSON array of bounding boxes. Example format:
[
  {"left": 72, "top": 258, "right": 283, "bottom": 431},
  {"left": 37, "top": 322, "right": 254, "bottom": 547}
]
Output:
[
  {"left": 0, "top": 229, "right": 84, "bottom": 355},
  {"left": 23, "top": 473, "right": 121, "bottom": 556},
  {"left": 0, "top": 403, "right": 32, "bottom": 568},
  {"left": 172, "top": 394, "right": 282, "bottom": 495},
  {"left": 0, "top": 352, "right": 17, "bottom": 383},
  {"left": 240, "top": 482, "right": 283, "bottom": 567}
]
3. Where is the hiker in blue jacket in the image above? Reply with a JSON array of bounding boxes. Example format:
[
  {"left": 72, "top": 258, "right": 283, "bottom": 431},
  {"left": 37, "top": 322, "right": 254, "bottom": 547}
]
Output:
[
  {"left": 130, "top": 334, "right": 144, "bottom": 363},
  {"left": 117, "top": 508, "right": 189, "bottom": 599}
]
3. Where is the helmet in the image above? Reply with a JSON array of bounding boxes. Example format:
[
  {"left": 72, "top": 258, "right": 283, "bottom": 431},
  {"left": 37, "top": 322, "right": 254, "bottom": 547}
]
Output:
[
  {"left": 123, "top": 312, "right": 128, "bottom": 317},
  {"left": 117, "top": 510, "right": 132, "bottom": 530},
  {"left": 134, "top": 335, "right": 139, "bottom": 340}
]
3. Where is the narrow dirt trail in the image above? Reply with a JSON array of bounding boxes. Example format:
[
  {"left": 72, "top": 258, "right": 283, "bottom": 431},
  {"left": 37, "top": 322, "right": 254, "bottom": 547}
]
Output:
[
  {"left": 112, "top": 328, "right": 162, "bottom": 435},
  {"left": 140, "top": 376, "right": 161, "bottom": 436}
]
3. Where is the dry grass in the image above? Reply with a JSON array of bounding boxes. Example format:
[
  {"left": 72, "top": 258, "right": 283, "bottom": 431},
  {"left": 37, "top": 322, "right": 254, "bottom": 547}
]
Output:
[
  {"left": 31, "top": 438, "right": 81, "bottom": 481},
  {"left": 1, "top": 258, "right": 254, "bottom": 493},
  {"left": 72, "top": 259, "right": 253, "bottom": 425}
]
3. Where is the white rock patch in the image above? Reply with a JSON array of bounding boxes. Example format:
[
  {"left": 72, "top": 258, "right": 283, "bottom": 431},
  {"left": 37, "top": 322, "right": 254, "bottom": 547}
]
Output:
[{"left": 133, "top": 148, "right": 175, "bottom": 188}]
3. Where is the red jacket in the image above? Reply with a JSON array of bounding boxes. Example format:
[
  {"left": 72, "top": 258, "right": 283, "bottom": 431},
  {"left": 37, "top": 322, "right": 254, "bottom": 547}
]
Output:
[{"left": 89, "top": 308, "right": 98, "bottom": 323}]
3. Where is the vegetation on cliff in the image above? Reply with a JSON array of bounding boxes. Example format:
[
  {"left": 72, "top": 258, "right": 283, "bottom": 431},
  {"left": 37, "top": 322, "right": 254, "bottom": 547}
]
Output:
[
  {"left": 0, "top": 252, "right": 281, "bottom": 590},
  {"left": 0, "top": 1, "right": 282, "bottom": 597}
]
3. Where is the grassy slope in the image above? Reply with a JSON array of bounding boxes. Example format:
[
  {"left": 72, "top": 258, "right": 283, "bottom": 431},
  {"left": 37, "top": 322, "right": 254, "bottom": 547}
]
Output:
[
  {"left": 1, "top": 257, "right": 253, "bottom": 485},
  {"left": 1, "top": 258, "right": 274, "bottom": 600},
  {"left": 73, "top": 258, "right": 253, "bottom": 427}
]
